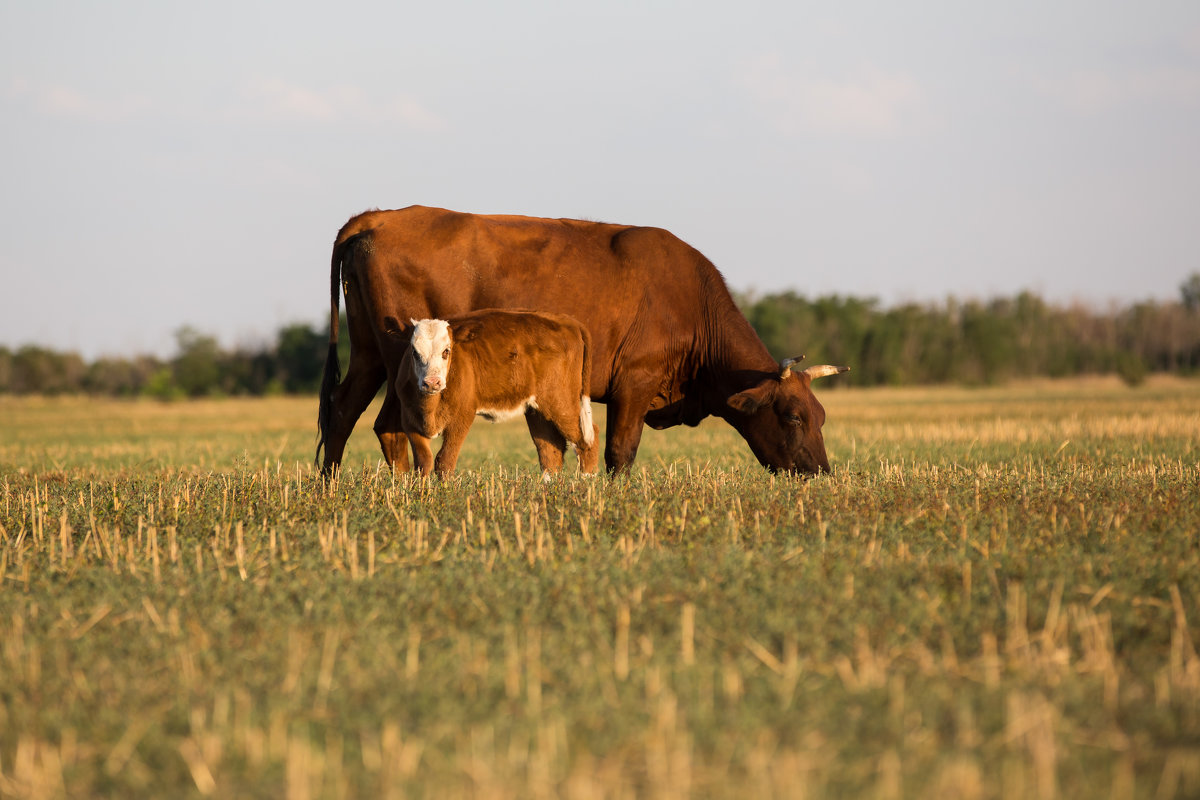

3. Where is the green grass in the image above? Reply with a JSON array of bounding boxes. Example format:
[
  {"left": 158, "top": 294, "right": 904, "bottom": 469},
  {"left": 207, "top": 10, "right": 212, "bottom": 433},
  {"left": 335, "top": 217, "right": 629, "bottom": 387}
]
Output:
[{"left": 1, "top": 377, "right": 1199, "bottom": 798}]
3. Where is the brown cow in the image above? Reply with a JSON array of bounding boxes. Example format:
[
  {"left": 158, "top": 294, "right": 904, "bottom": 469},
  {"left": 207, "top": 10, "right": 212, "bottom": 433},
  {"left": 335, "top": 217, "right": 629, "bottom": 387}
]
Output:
[
  {"left": 396, "top": 310, "right": 600, "bottom": 477},
  {"left": 317, "top": 206, "right": 848, "bottom": 476}
]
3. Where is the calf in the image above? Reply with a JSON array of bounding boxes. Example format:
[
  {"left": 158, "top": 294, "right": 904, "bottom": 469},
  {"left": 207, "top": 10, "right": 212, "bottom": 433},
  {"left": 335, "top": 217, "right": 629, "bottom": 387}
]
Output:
[{"left": 395, "top": 310, "right": 600, "bottom": 477}]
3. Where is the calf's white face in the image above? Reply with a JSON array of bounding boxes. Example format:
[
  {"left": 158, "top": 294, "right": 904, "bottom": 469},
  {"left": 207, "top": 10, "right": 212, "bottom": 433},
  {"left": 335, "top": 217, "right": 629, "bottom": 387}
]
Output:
[{"left": 409, "top": 318, "right": 453, "bottom": 394}]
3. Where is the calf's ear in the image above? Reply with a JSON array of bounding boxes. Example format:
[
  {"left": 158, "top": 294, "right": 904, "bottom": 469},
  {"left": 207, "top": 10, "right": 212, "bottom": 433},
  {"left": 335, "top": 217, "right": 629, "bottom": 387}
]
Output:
[
  {"left": 727, "top": 381, "right": 775, "bottom": 415},
  {"left": 395, "top": 347, "right": 413, "bottom": 389}
]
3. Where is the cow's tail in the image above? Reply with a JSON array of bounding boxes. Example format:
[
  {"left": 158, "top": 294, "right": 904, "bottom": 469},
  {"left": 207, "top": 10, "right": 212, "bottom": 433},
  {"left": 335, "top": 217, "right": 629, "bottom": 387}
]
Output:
[
  {"left": 579, "top": 325, "right": 595, "bottom": 447},
  {"left": 315, "top": 236, "right": 347, "bottom": 468}
]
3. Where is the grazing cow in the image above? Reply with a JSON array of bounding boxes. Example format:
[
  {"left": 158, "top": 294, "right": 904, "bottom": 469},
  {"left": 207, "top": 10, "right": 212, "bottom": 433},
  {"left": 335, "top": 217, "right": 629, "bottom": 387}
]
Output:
[
  {"left": 317, "top": 206, "right": 848, "bottom": 476},
  {"left": 395, "top": 310, "right": 599, "bottom": 477}
]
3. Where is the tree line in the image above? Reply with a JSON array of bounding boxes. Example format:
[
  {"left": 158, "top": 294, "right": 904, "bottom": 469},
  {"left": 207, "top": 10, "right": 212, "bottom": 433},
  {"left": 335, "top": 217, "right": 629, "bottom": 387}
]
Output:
[
  {"left": 741, "top": 275, "right": 1200, "bottom": 387},
  {"left": 3, "top": 276, "right": 1199, "bottom": 397},
  {"left": 0, "top": 323, "right": 337, "bottom": 399}
]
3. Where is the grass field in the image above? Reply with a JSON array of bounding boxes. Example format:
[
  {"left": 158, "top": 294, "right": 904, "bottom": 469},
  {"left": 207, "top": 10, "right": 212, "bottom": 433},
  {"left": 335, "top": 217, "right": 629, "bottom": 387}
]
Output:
[{"left": 1, "top": 378, "right": 1199, "bottom": 798}]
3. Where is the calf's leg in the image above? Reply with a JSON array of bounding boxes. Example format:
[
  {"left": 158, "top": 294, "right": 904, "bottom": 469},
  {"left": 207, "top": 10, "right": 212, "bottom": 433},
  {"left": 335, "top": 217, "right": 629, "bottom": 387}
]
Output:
[
  {"left": 408, "top": 433, "right": 436, "bottom": 477},
  {"left": 525, "top": 410, "right": 567, "bottom": 474},
  {"left": 576, "top": 423, "right": 600, "bottom": 474},
  {"left": 432, "top": 421, "right": 472, "bottom": 476}
]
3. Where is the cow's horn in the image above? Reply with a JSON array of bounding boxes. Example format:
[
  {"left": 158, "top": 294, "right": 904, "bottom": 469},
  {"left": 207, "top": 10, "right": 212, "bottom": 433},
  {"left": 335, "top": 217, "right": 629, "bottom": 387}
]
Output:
[
  {"left": 779, "top": 355, "right": 805, "bottom": 378},
  {"left": 803, "top": 365, "right": 850, "bottom": 380}
]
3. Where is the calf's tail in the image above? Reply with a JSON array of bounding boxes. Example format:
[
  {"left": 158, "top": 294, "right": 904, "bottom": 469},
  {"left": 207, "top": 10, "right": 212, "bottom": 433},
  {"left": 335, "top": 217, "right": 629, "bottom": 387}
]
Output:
[
  {"left": 580, "top": 398, "right": 595, "bottom": 447},
  {"left": 578, "top": 325, "right": 595, "bottom": 447}
]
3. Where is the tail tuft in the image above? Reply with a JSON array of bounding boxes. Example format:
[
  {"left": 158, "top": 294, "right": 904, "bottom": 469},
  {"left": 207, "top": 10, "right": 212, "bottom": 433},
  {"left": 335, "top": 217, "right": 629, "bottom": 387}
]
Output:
[{"left": 580, "top": 397, "right": 595, "bottom": 446}]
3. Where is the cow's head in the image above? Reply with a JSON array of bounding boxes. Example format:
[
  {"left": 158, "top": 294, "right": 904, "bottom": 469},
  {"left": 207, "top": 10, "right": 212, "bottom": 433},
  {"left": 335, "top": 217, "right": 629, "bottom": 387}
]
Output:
[
  {"left": 408, "top": 318, "right": 453, "bottom": 395},
  {"left": 725, "top": 357, "right": 849, "bottom": 475}
]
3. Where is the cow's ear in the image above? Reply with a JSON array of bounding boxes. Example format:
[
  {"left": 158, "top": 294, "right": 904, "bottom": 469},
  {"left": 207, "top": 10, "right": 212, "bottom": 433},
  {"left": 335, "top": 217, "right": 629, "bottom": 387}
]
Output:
[{"left": 728, "top": 381, "right": 775, "bottom": 415}]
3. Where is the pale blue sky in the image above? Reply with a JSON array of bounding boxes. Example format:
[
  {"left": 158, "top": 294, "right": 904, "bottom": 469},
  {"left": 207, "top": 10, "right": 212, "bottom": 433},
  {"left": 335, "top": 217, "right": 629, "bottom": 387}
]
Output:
[{"left": 3, "top": 1, "right": 1198, "bottom": 358}]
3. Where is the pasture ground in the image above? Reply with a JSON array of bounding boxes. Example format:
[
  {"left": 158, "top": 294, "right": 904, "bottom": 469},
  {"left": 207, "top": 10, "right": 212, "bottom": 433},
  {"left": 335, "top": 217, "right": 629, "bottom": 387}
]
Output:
[{"left": 1, "top": 378, "right": 1198, "bottom": 798}]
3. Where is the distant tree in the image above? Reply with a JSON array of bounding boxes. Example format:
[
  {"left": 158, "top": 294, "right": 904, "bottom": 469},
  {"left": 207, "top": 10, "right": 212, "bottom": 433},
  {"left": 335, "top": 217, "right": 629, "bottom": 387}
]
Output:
[
  {"left": 143, "top": 367, "right": 182, "bottom": 400},
  {"left": 870, "top": 303, "right": 953, "bottom": 384},
  {"left": 9, "top": 346, "right": 86, "bottom": 394},
  {"left": 276, "top": 323, "right": 327, "bottom": 393},
  {"left": 220, "top": 348, "right": 276, "bottom": 395},
  {"left": 0, "top": 347, "right": 11, "bottom": 392},
  {"left": 959, "top": 300, "right": 1016, "bottom": 384},
  {"left": 742, "top": 291, "right": 802, "bottom": 360},
  {"left": 1115, "top": 351, "right": 1148, "bottom": 387},
  {"left": 172, "top": 327, "right": 222, "bottom": 397},
  {"left": 1181, "top": 272, "right": 1200, "bottom": 314},
  {"left": 84, "top": 355, "right": 162, "bottom": 396},
  {"left": 806, "top": 296, "right": 851, "bottom": 374}
]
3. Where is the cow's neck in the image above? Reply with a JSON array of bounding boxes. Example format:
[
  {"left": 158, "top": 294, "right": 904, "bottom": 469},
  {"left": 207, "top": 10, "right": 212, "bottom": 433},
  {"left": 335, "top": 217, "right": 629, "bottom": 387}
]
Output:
[{"left": 700, "top": 285, "right": 779, "bottom": 403}]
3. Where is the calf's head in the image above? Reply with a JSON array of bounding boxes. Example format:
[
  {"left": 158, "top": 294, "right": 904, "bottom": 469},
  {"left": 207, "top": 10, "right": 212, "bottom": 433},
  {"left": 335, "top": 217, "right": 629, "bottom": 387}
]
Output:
[
  {"left": 726, "top": 357, "right": 849, "bottom": 475},
  {"left": 408, "top": 318, "right": 453, "bottom": 395}
]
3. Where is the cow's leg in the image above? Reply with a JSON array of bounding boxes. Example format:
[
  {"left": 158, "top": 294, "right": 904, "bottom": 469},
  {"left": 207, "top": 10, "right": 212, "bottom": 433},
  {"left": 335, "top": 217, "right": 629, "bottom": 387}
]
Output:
[
  {"left": 372, "top": 388, "right": 411, "bottom": 472},
  {"left": 322, "top": 357, "right": 386, "bottom": 475},
  {"left": 433, "top": 422, "right": 472, "bottom": 476},
  {"left": 525, "top": 410, "right": 567, "bottom": 474},
  {"left": 602, "top": 393, "right": 651, "bottom": 474}
]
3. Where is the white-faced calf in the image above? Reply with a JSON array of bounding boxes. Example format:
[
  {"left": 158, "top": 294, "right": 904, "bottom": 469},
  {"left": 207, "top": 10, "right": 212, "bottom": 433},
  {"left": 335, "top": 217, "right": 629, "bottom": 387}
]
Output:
[{"left": 395, "top": 310, "right": 599, "bottom": 477}]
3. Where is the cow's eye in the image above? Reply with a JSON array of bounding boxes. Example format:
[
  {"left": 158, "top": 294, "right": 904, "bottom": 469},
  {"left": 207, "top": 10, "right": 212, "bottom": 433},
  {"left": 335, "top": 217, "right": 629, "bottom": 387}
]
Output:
[{"left": 786, "top": 414, "right": 804, "bottom": 426}]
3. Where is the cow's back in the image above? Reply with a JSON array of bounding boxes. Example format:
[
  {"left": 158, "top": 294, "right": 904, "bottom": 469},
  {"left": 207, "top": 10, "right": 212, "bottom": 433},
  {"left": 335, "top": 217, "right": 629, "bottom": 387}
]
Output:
[{"left": 347, "top": 207, "right": 710, "bottom": 400}]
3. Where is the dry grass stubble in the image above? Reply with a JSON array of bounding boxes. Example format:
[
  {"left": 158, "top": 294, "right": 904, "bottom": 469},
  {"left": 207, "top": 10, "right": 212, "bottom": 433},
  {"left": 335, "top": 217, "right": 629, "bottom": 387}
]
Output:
[{"left": 1, "top": 377, "right": 1198, "bottom": 797}]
